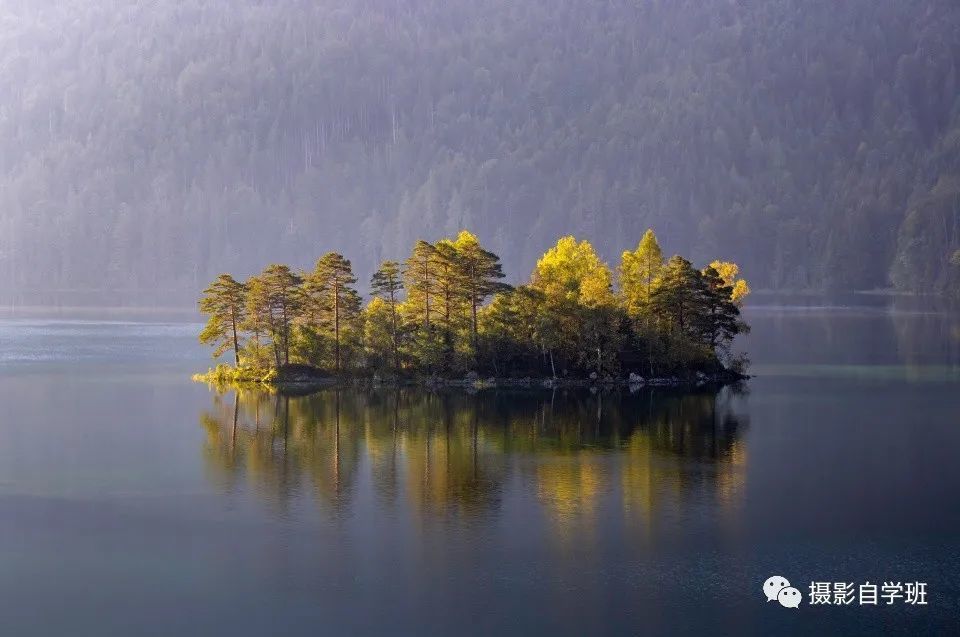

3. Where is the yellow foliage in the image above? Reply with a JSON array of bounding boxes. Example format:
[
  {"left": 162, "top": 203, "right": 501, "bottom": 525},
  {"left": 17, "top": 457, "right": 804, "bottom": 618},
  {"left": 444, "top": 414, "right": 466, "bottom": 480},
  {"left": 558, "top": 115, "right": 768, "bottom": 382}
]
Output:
[
  {"left": 532, "top": 236, "right": 613, "bottom": 307},
  {"left": 618, "top": 229, "right": 663, "bottom": 317},
  {"left": 710, "top": 260, "right": 751, "bottom": 304}
]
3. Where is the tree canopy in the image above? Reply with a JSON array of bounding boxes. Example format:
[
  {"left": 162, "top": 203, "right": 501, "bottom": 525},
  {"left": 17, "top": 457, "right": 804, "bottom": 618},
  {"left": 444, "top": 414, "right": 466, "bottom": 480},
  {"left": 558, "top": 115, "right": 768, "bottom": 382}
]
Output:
[{"left": 199, "top": 229, "right": 750, "bottom": 380}]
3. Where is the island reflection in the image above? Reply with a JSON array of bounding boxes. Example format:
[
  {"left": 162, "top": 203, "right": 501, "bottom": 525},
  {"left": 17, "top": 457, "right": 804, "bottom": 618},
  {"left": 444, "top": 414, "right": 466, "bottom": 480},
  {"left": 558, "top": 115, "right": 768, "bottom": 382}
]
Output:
[{"left": 200, "top": 387, "right": 748, "bottom": 531}]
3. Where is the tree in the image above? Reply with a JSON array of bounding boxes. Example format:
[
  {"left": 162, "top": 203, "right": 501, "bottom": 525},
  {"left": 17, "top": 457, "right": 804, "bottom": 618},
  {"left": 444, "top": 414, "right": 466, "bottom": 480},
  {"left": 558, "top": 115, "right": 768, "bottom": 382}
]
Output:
[
  {"left": 709, "top": 260, "right": 751, "bottom": 305},
  {"left": 532, "top": 236, "right": 614, "bottom": 307},
  {"left": 197, "top": 233, "right": 752, "bottom": 378},
  {"left": 363, "top": 297, "right": 397, "bottom": 373},
  {"left": 698, "top": 265, "right": 746, "bottom": 352},
  {"left": 370, "top": 260, "right": 404, "bottom": 371},
  {"left": 649, "top": 256, "right": 703, "bottom": 336},
  {"left": 242, "top": 275, "right": 273, "bottom": 369},
  {"left": 432, "top": 238, "right": 468, "bottom": 356},
  {"left": 248, "top": 264, "right": 303, "bottom": 368},
  {"left": 305, "top": 253, "right": 362, "bottom": 373},
  {"left": 198, "top": 274, "right": 247, "bottom": 365},
  {"left": 404, "top": 240, "right": 437, "bottom": 329},
  {"left": 453, "top": 230, "right": 509, "bottom": 351},
  {"left": 403, "top": 240, "right": 443, "bottom": 372},
  {"left": 478, "top": 285, "right": 545, "bottom": 376},
  {"left": 619, "top": 229, "right": 663, "bottom": 318},
  {"left": 619, "top": 229, "right": 664, "bottom": 375},
  {"left": 531, "top": 236, "right": 617, "bottom": 375},
  {"left": 6, "top": 3, "right": 960, "bottom": 305}
]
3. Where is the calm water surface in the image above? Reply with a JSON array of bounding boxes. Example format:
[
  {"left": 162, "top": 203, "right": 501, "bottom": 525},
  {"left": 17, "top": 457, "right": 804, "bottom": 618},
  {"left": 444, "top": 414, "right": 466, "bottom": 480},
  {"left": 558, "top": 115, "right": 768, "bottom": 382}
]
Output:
[{"left": 0, "top": 298, "right": 958, "bottom": 636}]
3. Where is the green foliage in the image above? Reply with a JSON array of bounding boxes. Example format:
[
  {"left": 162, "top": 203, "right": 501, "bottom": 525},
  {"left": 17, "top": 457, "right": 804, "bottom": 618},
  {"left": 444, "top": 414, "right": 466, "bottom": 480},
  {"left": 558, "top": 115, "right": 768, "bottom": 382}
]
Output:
[
  {"left": 363, "top": 297, "right": 398, "bottom": 374},
  {"left": 478, "top": 285, "right": 546, "bottom": 376},
  {"left": 527, "top": 237, "right": 619, "bottom": 376},
  {"left": 403, "top": 240, "right": 438, "bottom": 330},
  {"left": 246, "top": 265, "right": 303, "bottom": 368},
  {"left": 370, "top": 260, "right": 404, "bottom": 370},
  {"left": 198, "top": 274, "right": 246, "bottom": 364},
  {"left": 197, "top": 229, "right": 749, "bottom": 380},
  {"left": 4, "top": 1, "right": 959, "bottom": 305},
  {"left": 304, "top": 253, "right": 363, "bottom": 372},
  {"left": 454, "top": 230, "right": 509, "bottom": 344},
  {"left": 619, "top": 230, "right": 663, "bottom": 318}
]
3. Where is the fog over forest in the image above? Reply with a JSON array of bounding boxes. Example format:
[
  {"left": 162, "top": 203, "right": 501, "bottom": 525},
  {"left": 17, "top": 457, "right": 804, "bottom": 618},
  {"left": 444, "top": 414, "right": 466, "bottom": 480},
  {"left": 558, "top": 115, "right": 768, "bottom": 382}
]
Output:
[{"left": 1, "top": 0, "right": 958, "bottom": 306}]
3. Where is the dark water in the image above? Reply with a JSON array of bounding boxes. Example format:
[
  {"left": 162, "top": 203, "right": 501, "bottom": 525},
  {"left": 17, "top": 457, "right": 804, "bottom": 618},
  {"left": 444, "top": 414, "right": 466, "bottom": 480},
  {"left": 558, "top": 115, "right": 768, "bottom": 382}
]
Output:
[{"left": 0, "top": 297, "right": 958, "bottom": 636}]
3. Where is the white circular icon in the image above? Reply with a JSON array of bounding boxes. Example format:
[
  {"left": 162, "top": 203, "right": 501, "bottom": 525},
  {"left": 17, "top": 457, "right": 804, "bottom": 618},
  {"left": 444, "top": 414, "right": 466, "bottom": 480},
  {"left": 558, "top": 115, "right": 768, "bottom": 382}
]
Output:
[
  {"left": 777, "top": 586, "right": 802, "bottom": 608},
  {"left": 763, "top": 575, "right": 791, "bottom": 602}
]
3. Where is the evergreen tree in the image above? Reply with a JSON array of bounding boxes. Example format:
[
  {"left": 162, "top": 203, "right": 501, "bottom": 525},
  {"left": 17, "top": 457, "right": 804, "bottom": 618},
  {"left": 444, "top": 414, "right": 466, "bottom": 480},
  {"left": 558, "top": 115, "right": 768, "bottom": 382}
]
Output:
[
  {"left": 305, "top": 253, "right": 362, "bottom": 373},
  {"left": 242, "top": 274, "right": 272, "bottom": 369},
  {"left": 649, "top": 256, "right": 703, "bottom": 336},
  {"left": 479, "top": 285, "right": 545, "bottom": 375},
  {"left": 370, "top": 260, "right": 404, "bottom": 371},
  {"left": 248, "top": 264, "right": 303, "bottom": 368},
  {"left": 363, "top": 297, "right": 397, "bottom": 373},
  {"left": 404, "top": 240, "right": 437, "bottom": 329},
  {"left": 196, "top": 232, "right": 752, "bottom": 379},
  {"left": 403, "top": 240, "right": 442, "bottom": 372},
  {"left": 453, "top": 230, "right": 508, "bottom": 351},
  {"left": 198, "top": 274, "right": 247, "bottom": 365},
  {"left": 698, "top": 266, "right": 746, "bottom": 352},
  {"left": 432, "top": 238, "right": 468, "bottom": 366}
]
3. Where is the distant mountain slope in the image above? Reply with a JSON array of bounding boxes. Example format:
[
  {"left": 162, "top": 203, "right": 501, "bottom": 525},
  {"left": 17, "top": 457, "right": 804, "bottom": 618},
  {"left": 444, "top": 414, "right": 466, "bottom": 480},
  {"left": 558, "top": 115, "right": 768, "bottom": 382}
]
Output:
[{"left": 0, "top": 0, "right": 958, "bottom": 305}]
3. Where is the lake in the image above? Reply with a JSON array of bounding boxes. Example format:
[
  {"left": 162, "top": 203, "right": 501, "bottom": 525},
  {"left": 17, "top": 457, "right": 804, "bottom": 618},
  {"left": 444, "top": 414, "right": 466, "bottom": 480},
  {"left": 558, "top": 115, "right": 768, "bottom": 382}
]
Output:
[{"left": 0, "top": 297, "right": 958, "bottom": 635}]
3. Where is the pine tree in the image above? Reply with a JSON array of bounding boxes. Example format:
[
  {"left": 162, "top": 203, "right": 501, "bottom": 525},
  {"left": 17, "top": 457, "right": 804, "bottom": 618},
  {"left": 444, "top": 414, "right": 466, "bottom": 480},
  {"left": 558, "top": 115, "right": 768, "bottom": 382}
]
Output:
[
  {"left": 370, "top": 260, "right": 404, "bottom": 371},
  {"left": 249, "top": 264, "right": 303, "bottom": 368},
  {"left": 453, "top": 230, "right": 508, "bottom": 350},
  {"left": 698, "top": 266, "right": 747, "bottom": 352},
  {"left": 363, "top": 297, "right": 397, "bottom": 373},
  {"left": 432, "top": 238, "right": 468, "bottom": 364},
  {"left": 479, "top": 285, "right": 545, "bottom": 375},
  {"left": 404, "top": 240, "right": 437, "bottom": 329},
  {"left": 306, "top": 253, "right": 362, "bottom": 373},
  {"left": 242, "top": 274, "right": 272, "bottom": 369},
  {"left": 198, "top": 274, "right": 247, "bottom": 365},
  {"left": 649, "top": 256, "right": 702, "bottom": 336}
]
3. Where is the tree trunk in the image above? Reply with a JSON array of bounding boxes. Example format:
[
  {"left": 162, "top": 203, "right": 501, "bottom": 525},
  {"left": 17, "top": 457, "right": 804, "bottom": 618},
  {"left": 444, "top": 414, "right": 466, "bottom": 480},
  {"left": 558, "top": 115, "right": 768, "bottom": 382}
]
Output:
[
  {"left": 334, "top": 280, "right": 341, "bottom": 373},
  {"left": 231, "top": 308, "right": 240, "bottom": 366},
  {"left": 390, "top": 291, "right": 399, "bottom": 374}
]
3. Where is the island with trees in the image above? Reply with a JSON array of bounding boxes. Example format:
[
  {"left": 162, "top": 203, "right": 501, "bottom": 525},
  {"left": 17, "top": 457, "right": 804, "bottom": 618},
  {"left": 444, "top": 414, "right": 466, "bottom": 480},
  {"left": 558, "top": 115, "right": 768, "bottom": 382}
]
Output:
[{"left": 196, "top": 229, "right": 750, "bottom": 390}]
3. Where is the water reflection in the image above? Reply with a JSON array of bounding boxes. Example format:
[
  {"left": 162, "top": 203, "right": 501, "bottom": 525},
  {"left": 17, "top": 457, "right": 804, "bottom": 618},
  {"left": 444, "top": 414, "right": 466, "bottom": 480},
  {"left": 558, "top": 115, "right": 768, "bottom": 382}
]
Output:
[{"left": 200, "top": 387, "right": 748, "bottom": 533}]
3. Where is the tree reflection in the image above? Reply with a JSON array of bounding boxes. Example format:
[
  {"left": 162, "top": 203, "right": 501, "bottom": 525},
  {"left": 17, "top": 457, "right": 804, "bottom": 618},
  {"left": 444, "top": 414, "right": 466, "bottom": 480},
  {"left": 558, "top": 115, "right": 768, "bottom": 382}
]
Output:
[{"left": 200, "top": 386, "right": 748, "bottom": 528}]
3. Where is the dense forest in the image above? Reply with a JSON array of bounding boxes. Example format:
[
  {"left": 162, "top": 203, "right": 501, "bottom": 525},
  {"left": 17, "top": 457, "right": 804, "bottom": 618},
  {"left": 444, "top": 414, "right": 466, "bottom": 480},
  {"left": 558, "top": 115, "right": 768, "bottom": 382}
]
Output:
[
  {"left": 197, "top": 230, "right": 749, "bottom": 381},
  {"left": 1, "top": 0, "right": 959, "bottom": 305}
]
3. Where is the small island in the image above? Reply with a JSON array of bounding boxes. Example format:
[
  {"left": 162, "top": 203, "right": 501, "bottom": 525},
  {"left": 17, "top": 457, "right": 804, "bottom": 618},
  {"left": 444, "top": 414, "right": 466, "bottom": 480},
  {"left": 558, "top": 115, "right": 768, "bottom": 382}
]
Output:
[{"left": 195, "top": 229, "right": 750, "bottom": 391}]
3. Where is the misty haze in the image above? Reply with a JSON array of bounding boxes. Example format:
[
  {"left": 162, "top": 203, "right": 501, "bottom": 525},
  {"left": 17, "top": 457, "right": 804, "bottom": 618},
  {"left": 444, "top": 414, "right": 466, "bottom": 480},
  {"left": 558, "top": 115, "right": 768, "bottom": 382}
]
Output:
[
  {"left": 0, "top": 2, "right": 958, "bottom": 636},
  {"left": 1, "top": 1, "right": 959, "bottom": 305}
]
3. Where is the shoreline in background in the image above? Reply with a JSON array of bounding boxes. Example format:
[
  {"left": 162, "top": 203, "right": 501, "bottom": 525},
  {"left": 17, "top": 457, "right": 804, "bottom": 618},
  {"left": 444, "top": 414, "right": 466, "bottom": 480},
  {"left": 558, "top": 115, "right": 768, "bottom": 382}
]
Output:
[{"left": 0, "top": 305, "right": 200, "bottom": 322}]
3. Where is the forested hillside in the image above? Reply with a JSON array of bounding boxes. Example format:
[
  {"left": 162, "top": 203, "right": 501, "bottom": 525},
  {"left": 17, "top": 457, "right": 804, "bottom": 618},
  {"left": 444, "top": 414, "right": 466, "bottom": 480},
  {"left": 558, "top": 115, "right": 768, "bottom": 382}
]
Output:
[{"left": 1, "top": 0, "right": 958, "bottom": 305}]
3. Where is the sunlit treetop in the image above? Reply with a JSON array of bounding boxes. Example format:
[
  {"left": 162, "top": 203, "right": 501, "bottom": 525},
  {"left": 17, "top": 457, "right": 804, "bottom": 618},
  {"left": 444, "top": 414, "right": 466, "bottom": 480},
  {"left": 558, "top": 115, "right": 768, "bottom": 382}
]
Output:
[{"left": 532, "top": 236, "right": 613, "bottom": 308}]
